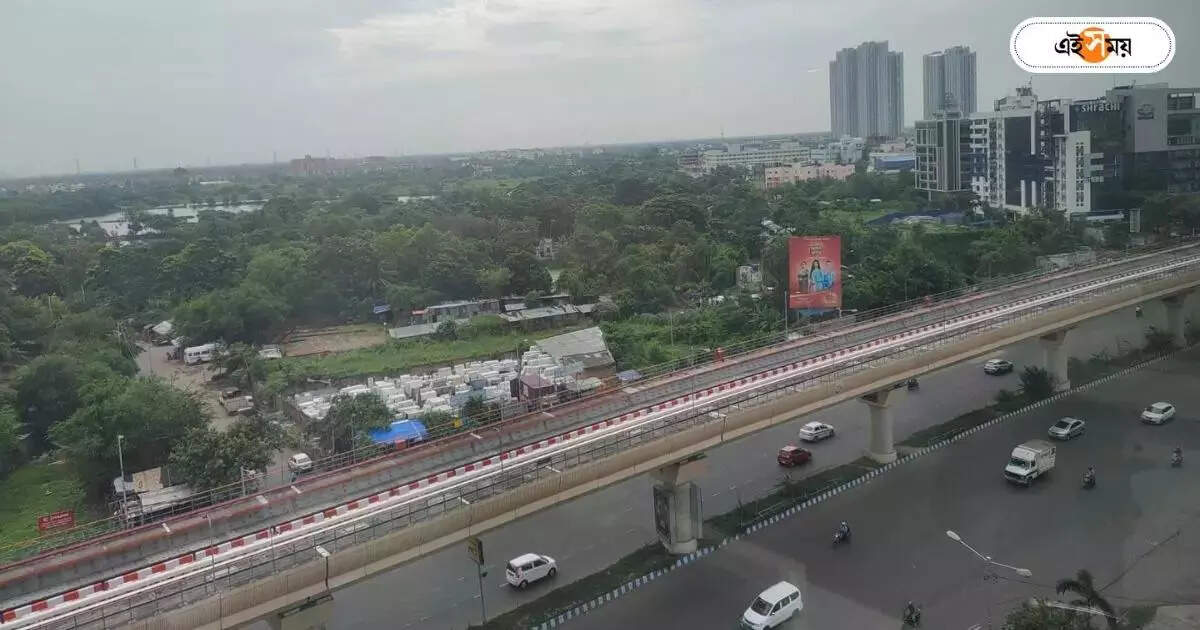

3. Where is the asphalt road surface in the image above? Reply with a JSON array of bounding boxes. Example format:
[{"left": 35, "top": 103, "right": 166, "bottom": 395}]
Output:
[
  {"left": 567, "top": 348, "right": 1200, "bottom": 630},
  {"left": 303, "top": 301, "right": 1194, "bottom": 630}
]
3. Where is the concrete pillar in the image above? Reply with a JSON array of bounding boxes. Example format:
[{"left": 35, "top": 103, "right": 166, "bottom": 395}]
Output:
[
  {"left": 1163, "top": 294, "right": 1190, "bottom": 349},
  {"left": 861, "top": 388, "right": 896, "bottom": 464},
  {"left": 651, "top": 456, "right": 706, "bottom": 555},
  {"left": 1040, "top": 329, "right": 1071, "bottom": 392},
  {"left": 267, "top": 594, "right": 334, "bottom": 630}
]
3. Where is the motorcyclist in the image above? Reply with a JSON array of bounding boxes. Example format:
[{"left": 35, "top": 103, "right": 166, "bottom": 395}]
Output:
[
  {"left": 838, "top": 521, "right": 850, "bottom": 539},
  {"left": 1173, "top": 446, "right": 1183, "bottom": 464},
  {"left": 903, "top": 601, "right": 919, "bottom": 623},
  {"left": 1083, "top": 466, "right": 1095, "bottom": 486}
]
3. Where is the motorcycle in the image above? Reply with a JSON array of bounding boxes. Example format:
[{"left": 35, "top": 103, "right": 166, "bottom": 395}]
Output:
[
  {"left": 832, "top": 528, "right": 851, "bottom": 546},
  {"left": 1172, "top": 452, "right": 1183, "bottom": 467},
  {"left": 906, "top": 378, "right": 919, "bottom": 390},
  {"left": 903, "top": 606, "right": 922, "bottom": 627},
  {"left": 1082, "top": 473, "right": 1095, "bottom": 489}
]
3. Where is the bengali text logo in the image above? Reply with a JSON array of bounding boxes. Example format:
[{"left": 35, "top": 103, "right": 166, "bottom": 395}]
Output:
[{"left": 1011, "top": 17, "right": 1174, "bottom": 74}]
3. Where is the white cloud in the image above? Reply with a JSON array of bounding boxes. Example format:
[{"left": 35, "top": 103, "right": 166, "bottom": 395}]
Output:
[{"left": 326, "top": 0, "right": 697, "bottom": 79}]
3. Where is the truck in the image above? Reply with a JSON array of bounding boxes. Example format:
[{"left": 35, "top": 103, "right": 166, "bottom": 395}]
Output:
[
  {"left": 1004, "top": 439, "right": 1056, "bottom": 486},
  {"left": 220, "top": 393, "right": 254, "bottom": 416}
]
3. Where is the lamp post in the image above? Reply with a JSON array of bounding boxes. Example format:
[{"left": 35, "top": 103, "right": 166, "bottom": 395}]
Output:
[
  {"left": 946, "top": 530, "right": 1032, "bottom": 628},
  {"left": 116, "top": 434, "right": 127, "bottom": 517}
]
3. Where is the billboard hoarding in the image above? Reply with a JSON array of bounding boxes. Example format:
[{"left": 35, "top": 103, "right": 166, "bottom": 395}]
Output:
[
  {"left": 788, "top": 236, "right": 842, "bottom": 311},
  {"left": 37, "top": 510, "right": 75, "bottom": 533}
]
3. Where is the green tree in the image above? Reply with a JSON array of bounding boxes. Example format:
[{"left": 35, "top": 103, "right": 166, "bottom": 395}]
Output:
[
  {"left": 640, "top": 194, "right": 707, "bottom": 230},
  {"left": 1018, "top": 366, "right": 1057, "bottom": 402},
  {"left": 504, "top": 250, "right": 552, "bottom": 295},
  {"left": 212, "top": 342, "right": 267, "bottom": 391},
  {"left": 157, "top": 238, "right": 242, "bottom": 300},
  {"left": 0, "top": 240, "right": 59, "bottom": 297},
  {"left": 50, "top": 376, "right": 209, "bottom": 492},
  {"left": 1055, "top": 569, "right": 1118, "bottom": 629},
  {"left": 14, "top": 355, "right": 113, "bottom": 453},
  {"left": 243, "top": 246, "right": 314, "bottom": 312},
  {"left": 476, "top": 267, "right": 513, "bottom": 299},
  {"left": 308, "top": 392, "right": 392, "bottom": 454},
  {"left": 0, "top": 405, "right": 22, "bottom": 476},
  {"left": 434, "top": 319, "right": 459, "bottom": 341},
  {"left": 168, "top": 418, "right": 281, "bottom": 490},
  {"left": 173, "top": 284, "right": 287, "bottom": 344}
]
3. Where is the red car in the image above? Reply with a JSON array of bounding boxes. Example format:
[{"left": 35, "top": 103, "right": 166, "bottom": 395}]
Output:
[{"left": 777, "top": 445, "right": 812, "bottom": 467}]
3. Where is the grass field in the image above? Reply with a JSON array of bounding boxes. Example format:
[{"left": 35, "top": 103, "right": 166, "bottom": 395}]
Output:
[
  {"left": 0, "top": 460, "right": 101, "bottom": 549},
  {"left": 274, "top": 323, "right": 590, "bottom": 382}
]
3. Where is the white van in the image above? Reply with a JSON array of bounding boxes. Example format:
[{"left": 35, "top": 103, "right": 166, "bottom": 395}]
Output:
[
  {"left": 741, "top": 581, "right": 802, "bottom": 629},
  {"left": 184, "top": 343, "right": 217, "bottom": 365}
]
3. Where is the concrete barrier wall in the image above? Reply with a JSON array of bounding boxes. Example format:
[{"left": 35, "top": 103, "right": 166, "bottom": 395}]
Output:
[{"left": 126, "top": 270, "right": 1200, "bottom": 630}]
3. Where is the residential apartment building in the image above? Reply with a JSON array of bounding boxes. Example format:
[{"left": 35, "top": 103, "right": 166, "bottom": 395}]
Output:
[
  {"left": 764, "top": 162, "right": 857, "bottom": 189},
  {"left": 830, "top": 41, "right": 904, "bottom": 138},
  {"left": 922, "top": 46, "right": 977, "bottom": 118}
]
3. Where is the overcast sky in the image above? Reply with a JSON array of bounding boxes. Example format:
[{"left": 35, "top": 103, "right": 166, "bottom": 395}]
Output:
[{"left": 1, "top": 0, "right": 1198, "bottom": 177}]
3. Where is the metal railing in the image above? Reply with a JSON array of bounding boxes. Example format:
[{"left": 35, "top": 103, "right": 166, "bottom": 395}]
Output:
[
  {"left": 2, "top": 237, "right": 1197, "bottom": 570},
  {"left": 14, "top": 256, "right": 1194, "bottom": 630}
]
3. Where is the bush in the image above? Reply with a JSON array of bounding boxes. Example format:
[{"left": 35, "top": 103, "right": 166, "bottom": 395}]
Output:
[
  {"left": 1018, "top": 366, "right": 1057, "bottom": 402},
  {"left": 1143, "top": 325, "right": 1175, "bottom": 354}
]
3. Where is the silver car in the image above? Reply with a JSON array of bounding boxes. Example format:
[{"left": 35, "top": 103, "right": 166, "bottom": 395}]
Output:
[{"left": 1047, "top": 417, "right": 1085, "bottom": 440}]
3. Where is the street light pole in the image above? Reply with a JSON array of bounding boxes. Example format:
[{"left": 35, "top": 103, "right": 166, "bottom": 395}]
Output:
[
  {"left": 116, "top": 434, "right": 127, "bottom": 515},
  {"left": 945, "top": 530, "right": 1032, "bottom": 629}
]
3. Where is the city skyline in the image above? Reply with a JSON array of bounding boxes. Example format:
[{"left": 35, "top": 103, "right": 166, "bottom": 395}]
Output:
[{"left": 2, "top": 0, "right": 1199, "bottom": 177}]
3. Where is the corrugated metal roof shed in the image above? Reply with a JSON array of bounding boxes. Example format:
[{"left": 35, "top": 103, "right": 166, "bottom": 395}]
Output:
[{"left": 533, "top": 326, "right": 614, "bottom": 369}]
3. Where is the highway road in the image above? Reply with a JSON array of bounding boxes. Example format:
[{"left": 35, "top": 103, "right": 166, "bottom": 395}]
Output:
[
  {"left": 311, "top": 298, "right": 1193, "bottom": 630},
  {"left": 9, "top": 242, "right": 1196, "bottom": 620},
  {"left": 564, "top": 348, "right": 1200, "bottom": 630}
]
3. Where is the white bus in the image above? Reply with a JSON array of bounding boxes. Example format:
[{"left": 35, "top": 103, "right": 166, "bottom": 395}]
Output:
[{"left": 184, "top": 343, "right": 217, "bottom": 365}]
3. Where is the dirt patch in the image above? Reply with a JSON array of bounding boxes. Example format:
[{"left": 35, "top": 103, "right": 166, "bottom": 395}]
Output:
[
  {"left": 281, "top": 324, "right": 388, "bottom": 357},
  {"left": 134, "top": 343, "right": 232, "bottom": 430}
]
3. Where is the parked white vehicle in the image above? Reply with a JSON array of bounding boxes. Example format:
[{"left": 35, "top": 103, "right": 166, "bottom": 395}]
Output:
[
  {"left": 798, "top": 422, "right": 835, "bottom": 442},
  {"left": 183, "top": 343, "right": 217, "bottom": 365},
  {"left": 505, "top": 553, "right": 556, "bottom": 588},
  {"left": 287, "top": 453, "right": 313, "bottom": 474},
  {"left": 1141, "top": 402, "right": 1176, "bottom": 425},
  {"left": 741, "top": 581, "right": 803, "bottom": 629}
]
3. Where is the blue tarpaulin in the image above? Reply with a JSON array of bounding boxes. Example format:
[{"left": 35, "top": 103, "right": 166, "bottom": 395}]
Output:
[{"left": 368, "top": 419, "right": 429, "bottom": 445}]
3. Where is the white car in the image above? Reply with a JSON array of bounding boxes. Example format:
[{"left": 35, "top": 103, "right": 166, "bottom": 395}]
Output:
[
  {"left": 983, "top": 359, "right": 1014, "bottom": 375},
  {"left": 741, "top": 581, "right": 803, "bottom": 629},
  {"left": 798, "top": 422, "right": 835, "bottom": 442},
  {"left": 1141, "top": 402, "right": 1176, "bottom": 425},
  {"left": 1047, "top": 417, "right": 1086, "bottom": 440},
  {"left": 505, "top": 553, "right": 557, "bottom": 589},
  {"left": 287, "top": 453, "right": 313, "bottom": 473}
]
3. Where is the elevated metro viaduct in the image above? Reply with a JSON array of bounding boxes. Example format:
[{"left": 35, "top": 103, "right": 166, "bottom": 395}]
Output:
[{"left": 9, "top": 248, "right": 1197, "bottom": 630}]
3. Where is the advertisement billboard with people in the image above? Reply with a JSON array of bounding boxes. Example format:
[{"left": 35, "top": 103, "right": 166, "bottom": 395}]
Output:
[{"left": 788, "top": 235, "right": 842, "bottom": 310}]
